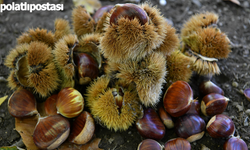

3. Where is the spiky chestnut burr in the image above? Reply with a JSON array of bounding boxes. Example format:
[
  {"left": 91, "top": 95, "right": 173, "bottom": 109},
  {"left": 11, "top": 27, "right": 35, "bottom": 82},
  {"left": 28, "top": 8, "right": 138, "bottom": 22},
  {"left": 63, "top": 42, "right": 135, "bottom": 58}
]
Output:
[
  {"left": 85, "top": 75, "right": 142, "bottom": 131},
  {"left": 181, "top": 12, "right": 219, "bottom": 37},
  {"left": 72, "top": 6, "right": 95, "bottom": 38},
  {"left": 181, "top": 12, "right": 231, "bottom": 75},
  {"left": 113, "top": 52, "right": 166, "bottom": 107},
  {"left": 53, "top": 34, "right": 78, "bottom": 89},
  {"left": 17, "top": 28, "right": 55, "bottom": 48},
  {"left": 54, "top": 18, "right": 71, "bottom": 41},
  {"left": 27, "top": 41, "right": 60, "bottom": 97},
  {"left": 165, "top": 50, "right": 193, "bottom": 87},
  {"left": 100, "top": 3, "right": 167, "bottom": 63}
]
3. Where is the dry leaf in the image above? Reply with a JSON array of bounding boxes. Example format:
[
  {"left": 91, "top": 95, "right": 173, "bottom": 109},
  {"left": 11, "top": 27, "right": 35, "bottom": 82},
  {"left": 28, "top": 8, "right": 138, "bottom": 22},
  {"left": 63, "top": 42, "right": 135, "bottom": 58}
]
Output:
[
  {"left": 15, "top": 115, "right": 39, "bottom": 150},
  {"left": 72, "top": 0, "right": 102, "bottom": 14},
  {"left": 0, "top": 146, "right": 25, "bottom": 150},
  {"left": 58, "top": 138, "right": 103, "bottom": 150},
  {"left": 0, "top": 95, "right": 8, "bottom": 106},
  {"left": 224, "top": 0, "right": 241, "bottom": 5}
]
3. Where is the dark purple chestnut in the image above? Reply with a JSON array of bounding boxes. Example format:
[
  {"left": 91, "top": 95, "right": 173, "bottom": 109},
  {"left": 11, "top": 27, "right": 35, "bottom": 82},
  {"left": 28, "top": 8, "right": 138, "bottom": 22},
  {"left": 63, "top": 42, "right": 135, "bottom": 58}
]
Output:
[
  {"left": 136, "top": 108, "right": 165, "bottom": 140},
  {"left": 185, "top": 100, "right": 201, "bottom": 116},
  {"left": 199, "top": 80, "right": 224, "bottom": 97},
  {"left": 223, "top": 136, "right": 248, "bottom": 150},
  {"left": 243, "top": 88, "right": 250, "bottom": 102},
  {"left": 201, "top": 93, "right": 229, "bottom": 116},
  {"left": 174, "top": 114, "right": 205, "bottom": 142},
  {"left": 206, "top": 114, "right": 235, "bottom": 138},
  {"left": 138, "top": 139, "right": 163, "bottom": 150},
  {"left": 110, "top": 3, "right": 148, "bottom": 25},
  {"left": 93, "top": 5, "right": 114, "bottom": 22},
  {"left": 164, "top": 138, "right": 191, "bottom": 150}
]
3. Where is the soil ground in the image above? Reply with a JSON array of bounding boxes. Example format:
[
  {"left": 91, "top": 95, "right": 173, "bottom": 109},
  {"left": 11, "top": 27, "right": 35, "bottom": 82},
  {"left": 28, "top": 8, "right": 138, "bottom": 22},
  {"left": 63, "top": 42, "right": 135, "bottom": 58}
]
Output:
[{"left": 0, "top": 0, "right": 250, "bottom": 149}]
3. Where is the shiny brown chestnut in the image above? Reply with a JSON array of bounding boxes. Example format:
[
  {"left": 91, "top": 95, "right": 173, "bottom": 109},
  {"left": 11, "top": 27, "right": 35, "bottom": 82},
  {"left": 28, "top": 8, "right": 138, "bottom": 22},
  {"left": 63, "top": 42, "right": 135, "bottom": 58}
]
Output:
[
  {"left": 199, "top": 80, "right": 224, "bottom": 97},
  {"left": 243, "top": 88, "right": 250, "bottom": 101},
  {"left": 33, "top": 114, "right": 70, "bottom": 149},
  {"left": 93, "top": 5, "right": 114, "bottom": 22},
  {"left": 163, "top": 81, "right": 193, "bottom": 117},
  {"left": 174, "top": 114, "right": 205, "bottom": 142},
  {"left": 201, "top": 93, "right": 229, "bottom": 116},
  {"left": 186, "top": 100, "right": 201, "bottom": 116},
  {"left": 137, "top": 139, "right": 163, "bottom": 150},
  {"left": 68, "top": 111, "right": 95, "bottom": 145},
  {"left": 136, "top": 108, "right": 165, "bottom": 140},
  {"left": 73, "top": 53, "right": 99, "bottom": 85},
  {"left": 110, "top": 3, "right": 148, "bottom": 25},
  {"left": 206, "top": 114, "right": 235, "bottom": 138},
  {"left": 8, "top": 88, "right": 38, "bottom": 118},
  {"left": 44, "top": 94, "right": 58, "bottom": 116},
  {"left": 56, "top": 87, "right": 84, "bottom": 118},
  {"left": 223, "top": 136, "right": 248, "bottom": 150},
  {"left": 164, "top": 138, "right": 191, "bottom": 150},
  {"left": 158, "top": 106, "right": 174, "bottom": 129}
]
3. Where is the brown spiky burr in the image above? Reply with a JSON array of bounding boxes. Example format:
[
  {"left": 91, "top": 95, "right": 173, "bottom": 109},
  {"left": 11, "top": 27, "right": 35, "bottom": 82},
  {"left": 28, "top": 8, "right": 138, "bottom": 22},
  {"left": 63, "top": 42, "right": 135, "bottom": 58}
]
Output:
[
  {"left": 116, "top": 52, "right": 166, "bottom": 107},
  {"left": 100, "top": 3, "right": 167, "bottom": 63},
  {"left": 165, "top": 50, "right": 193, "bottom": 86},
  {"left": 17, "top": 28, "right": 55, "bottom": 48},
  {"left": 54, "top": 18, "right": 71, "bottom": 41},
  {"left": 53, "top": 34, "right": 78, "bottom": 89},
  {"left": 72, "top": 6, "right": 95, "bottom": 38}
]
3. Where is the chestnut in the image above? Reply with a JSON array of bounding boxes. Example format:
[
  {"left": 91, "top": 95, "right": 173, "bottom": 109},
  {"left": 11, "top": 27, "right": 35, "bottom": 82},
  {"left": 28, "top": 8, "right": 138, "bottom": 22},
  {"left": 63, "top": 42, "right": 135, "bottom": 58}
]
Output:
[
  {"left": 174, "top": 114, "right": 205, "bottom": 142},
  {"left": 201, "top": 93, "right": 229, "bottom": 116},
  {"left": 199, "top": 80, "right": 224, "bottom": 97},
  {"left": 185, "top": 100, "right": 201, "bottom": 116},
  {"left": 8, "top": 88, "right": 38, "bottom": 118},
  {"left": 206, "top": 114, "right": 235, "bottom": 138},
  {"left": 73, "top": 53, "right": 99, "bottom": 85},
  {"left": 93, "top": 5, "right": 114, "bottom": 23},
  {"left": 110, "top": 3, "right": 148, "bottom": 25},
  {"left": 223, "top": 136, "right": 248, "bottom": 150},
  {"left": 68, "top": 111, "right": 95, "bottom": 145},
  {"left": 138, "top": 139, "right": 163, "bottom": 150},
  {"left": 136, "top": 108, "right": 165, "bottom": 140},
  {"left": 158, "top": 106, "right": 174, "bottom": 129},
  {"left": 243, "top": 88, "right": 250, "bottom": 101},
  {"left": 33, "top": 114, "right": 70, "bottom": 149},
  {"left": 44, "top": 94, "right": 58, "bottom": 116},
  {"left": 163, "top": 81, "right": 193, "bottom": 117},
  {"left": 56, "top": 87, "right": 84, "bottom": 118},
  {"left": 164, "top": 138, "right": 191, "bottom": 150}
]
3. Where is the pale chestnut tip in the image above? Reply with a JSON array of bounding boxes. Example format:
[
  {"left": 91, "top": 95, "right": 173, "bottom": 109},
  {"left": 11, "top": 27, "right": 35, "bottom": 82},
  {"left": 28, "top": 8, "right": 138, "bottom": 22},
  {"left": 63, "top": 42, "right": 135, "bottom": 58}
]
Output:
[{"left": 56, "top": 87, "right": 84, "bottom": 118}]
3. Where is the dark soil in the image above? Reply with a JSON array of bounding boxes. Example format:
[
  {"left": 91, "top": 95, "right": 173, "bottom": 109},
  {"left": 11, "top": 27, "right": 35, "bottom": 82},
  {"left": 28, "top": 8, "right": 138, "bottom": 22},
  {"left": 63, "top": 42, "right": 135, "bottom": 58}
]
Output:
[{"left": 0, "top": 0, "right": 250, "bottom": 149}]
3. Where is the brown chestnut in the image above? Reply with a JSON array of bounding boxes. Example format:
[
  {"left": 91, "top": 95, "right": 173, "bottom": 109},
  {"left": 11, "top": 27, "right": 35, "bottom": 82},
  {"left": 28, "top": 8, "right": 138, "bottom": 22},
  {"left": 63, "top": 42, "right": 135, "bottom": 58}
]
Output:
[
  {"left": 201, "top": 93, "right": 229, "bottom": 116},
  {"left": 158, "top": 106, "right": 174, "bottom": 129},
  {"left": 243, "top": 88, "right": 250, "bottom": 101},
  {"left": 199, "top": 80, "right": 224, "bottom": 97},
  {"left": 56, "top": 87, "right": 84, "bottom": 118},
  {"left": 164, "top": 138, "right": 191, "bottom": 150},
  {"left": 223, "top": 136, "right": 248, "bottom": 150},
  {"left": 206, "top": 114, "right": 235, "bottom": 138},
  {"left": 136, "top": 108, "right": 165, "bottom": 140},
  {"left": 8, "top": 88, "right": 38, "bottom": 118},
  {"left": 73, "top": 53, "right": 99, "bottom": 85},
  {"left": 137, "top": 139, "right": 163, "bottom": 150},
  {"left": 174, "top": 114, "right": 205, "bottom": 142},
  {"left": 44, "top": 94, "right": 58, "bottom": 116},
  {"left": 93, "top": 5, "right": 114, "bottom": 22},
  {"left": 163, "top": 81, "right": 193, "bottom": 117},
  {"left": 33, "top": 114, "right": 70, "bottom": 149},
  {"left": 110, "top": 3, "right": 148, "bottom": 25},
  {"left": 68, "top": 111, "right": 95, "bottom": 145},
  {"left": 185, "top": 100, "right": 201, "bottom": 116}
]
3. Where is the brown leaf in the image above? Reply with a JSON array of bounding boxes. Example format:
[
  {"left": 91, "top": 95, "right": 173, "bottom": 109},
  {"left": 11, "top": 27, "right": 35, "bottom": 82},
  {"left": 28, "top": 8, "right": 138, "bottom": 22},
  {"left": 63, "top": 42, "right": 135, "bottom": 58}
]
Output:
[
  {"left": 58, "top": 138, "right": 103, "bottom": 150},
  {"left": 15, "top": 115, "right": 40, "bottom": 150},
  {"left": 224, "top": 0, "right": 241, "bottom": 5}
]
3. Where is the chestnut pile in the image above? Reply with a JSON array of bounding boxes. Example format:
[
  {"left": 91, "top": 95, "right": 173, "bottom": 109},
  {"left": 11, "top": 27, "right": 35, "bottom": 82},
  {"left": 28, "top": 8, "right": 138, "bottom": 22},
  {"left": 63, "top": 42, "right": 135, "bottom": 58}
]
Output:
[
  {"left": 136, "top": 80, "right": 248, "bottom": 150},
  {"left": 3, "top": 2, "right": 248, "bottom": 150}
]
